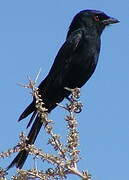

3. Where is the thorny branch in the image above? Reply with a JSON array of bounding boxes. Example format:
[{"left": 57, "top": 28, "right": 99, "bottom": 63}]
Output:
[{"left": 0, "top": 73, "right": 91, "bottom": 180}]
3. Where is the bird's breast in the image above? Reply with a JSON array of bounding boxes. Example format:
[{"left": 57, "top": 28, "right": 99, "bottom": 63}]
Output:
[{"left": 65, "top": 40, "right": 100, "bottom": 88}]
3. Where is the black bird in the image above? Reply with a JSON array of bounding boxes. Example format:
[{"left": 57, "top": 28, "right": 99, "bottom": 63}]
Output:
[{"left": 7, "top": 10, "right": 119, "bottom": 169}]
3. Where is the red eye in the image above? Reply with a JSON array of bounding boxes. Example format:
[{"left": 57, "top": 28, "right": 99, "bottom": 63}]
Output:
[{"left": 94, "top": 15, "right": 100, "bottom": 22}]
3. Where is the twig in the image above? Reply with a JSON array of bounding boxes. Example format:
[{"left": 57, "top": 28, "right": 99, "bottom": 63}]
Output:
[{"left": 0, "top": 75, "right": 91, "bottom": 180}]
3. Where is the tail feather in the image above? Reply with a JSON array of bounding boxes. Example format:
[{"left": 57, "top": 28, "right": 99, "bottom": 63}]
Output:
[
  {"left": 7, "top": 114, "right": 43, "bottom": 169},
  {"left": 7, "top": 150, "right": 28, "bottom": 170},
  {"left": 18, "top": 102, "right": 35, "bottom": 121},
  {"left": 26, "top": 111, "right": 37, "bottom": 129},
  {"left": 7, "top": 101, "right": 58, "bottom": 169},
  {"left": 27, "top": 114, "right": 43, "bottom": 145}
]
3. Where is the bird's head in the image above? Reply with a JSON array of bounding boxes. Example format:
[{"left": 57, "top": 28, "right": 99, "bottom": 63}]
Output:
[{"left": 68, "top": 10, "right": 119, "bottom": 36}]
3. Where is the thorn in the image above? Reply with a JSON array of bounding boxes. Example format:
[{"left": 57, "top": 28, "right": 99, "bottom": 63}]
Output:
[{"left": 34, "top": 68, "right": 42, "bottom": 83}]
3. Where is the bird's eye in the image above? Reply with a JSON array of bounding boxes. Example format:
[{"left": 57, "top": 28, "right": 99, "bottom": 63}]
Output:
[{"left": 94, "top": 15, "right": 100, "bottom": 22}]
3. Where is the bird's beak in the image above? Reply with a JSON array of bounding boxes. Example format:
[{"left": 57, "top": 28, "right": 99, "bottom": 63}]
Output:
[{"left": 102, "top": 17, "right": 120, "bottom": 25}]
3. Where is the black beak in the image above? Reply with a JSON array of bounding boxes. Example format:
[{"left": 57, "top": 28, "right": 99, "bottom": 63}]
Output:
[{"left": 102, "top": 17, "right": 120, "bottom": 25}]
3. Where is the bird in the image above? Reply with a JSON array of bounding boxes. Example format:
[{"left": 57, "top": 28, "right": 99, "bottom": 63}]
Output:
[{"left": 7, "top": 9, "right": 119, "bottom": 170}]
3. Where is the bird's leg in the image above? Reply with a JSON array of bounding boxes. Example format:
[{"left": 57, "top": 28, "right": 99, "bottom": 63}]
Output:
[
  {"left": 66, "top": 96, "right": 72, "bottom": 102},
  {"left": 65, "top": 88, "right": 83, "bottom": 113}
]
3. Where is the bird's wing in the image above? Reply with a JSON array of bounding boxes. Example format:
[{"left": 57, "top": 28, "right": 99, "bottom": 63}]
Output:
[
  {"left": 48, "top": 29, "right": 83, "bottom": 76},
  {"left": 18, "top": 29, "right": 84, "bottom": 122},
  {"left": 39, "top": 29, "right": 83, "bottom": 89}
]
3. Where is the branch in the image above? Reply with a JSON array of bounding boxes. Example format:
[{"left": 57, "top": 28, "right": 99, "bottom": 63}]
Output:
[{"left": 0, "top": 72, "right": 91, "bottom": 180}]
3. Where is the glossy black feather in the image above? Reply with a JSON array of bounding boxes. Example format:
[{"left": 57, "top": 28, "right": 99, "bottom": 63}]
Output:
[{"left": 7, "top": 9, "right": 119, "bottom": 170}]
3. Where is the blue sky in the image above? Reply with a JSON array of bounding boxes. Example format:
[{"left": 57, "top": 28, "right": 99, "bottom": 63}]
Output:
[{"left": 0, "top": 0, "right": 128, "bottom": 180}]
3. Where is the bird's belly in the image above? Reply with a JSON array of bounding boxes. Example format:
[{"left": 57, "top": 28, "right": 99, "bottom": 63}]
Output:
[
  {"left": 41, "top": 52, "right": 98, "bottom": 109},
  {"left": 65, "top": 56, "right": 97, "bottom": 88}
]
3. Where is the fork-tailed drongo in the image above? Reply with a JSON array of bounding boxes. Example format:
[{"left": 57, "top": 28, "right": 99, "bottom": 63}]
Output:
[{"left": 7, "top": 9, "right": 119, "bottom": 169}]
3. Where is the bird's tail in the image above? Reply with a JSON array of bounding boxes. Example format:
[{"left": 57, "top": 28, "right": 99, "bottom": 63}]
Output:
[
  {"left": 7, "top": 100, "right": 57, "bottom": 170},
  {"left": 18, "top": 101, "right": 35, "bottom": 122},
  {"left": 7, "top": 114, "right": 43, "bottom": 169}
]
